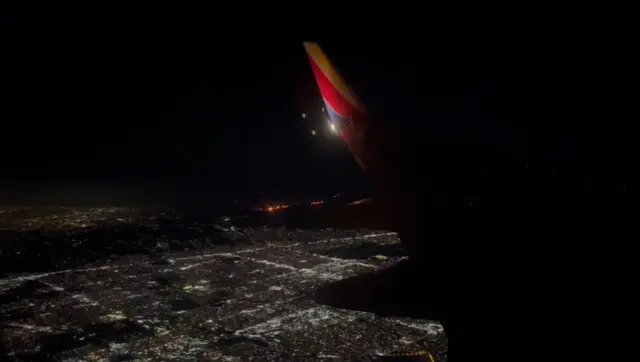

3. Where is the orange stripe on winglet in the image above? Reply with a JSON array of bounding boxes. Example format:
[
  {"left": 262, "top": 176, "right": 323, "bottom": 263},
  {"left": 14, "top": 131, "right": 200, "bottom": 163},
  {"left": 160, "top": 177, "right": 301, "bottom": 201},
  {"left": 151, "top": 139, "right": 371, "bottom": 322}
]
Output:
[{"left": 303, "top": 42, "right": 362, "bottom": 111}]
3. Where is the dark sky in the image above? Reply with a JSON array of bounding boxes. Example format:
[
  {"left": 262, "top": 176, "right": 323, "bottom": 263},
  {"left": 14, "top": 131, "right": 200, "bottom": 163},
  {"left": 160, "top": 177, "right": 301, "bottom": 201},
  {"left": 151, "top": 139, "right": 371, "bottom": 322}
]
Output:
[{"left": 1, "top": 5, "right": 638, "bottom": 204}]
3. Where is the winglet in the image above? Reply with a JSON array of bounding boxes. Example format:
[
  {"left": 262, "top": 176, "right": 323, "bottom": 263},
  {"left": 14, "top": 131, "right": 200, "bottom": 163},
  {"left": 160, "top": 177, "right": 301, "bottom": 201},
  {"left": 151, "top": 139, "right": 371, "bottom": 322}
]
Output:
[
  {"left": 304, "top": 42, "right": 396, "bottom": 231},
  {"left": 303, "top": 42, "right": 368, "bottom": 169}
]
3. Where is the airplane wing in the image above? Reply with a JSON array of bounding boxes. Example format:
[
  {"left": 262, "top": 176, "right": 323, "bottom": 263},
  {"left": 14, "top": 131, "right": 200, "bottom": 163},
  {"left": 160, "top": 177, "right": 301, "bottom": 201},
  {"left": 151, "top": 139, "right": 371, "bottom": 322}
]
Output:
[{"left": 303, "top": 42, "right": 396, "bottom": 231}]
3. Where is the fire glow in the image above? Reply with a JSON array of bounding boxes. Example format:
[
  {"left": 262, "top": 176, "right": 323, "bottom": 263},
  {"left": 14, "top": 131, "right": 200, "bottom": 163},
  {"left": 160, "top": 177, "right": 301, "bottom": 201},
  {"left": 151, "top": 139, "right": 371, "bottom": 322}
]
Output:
[{"left": 265, "top": 204, "right": 290, "bottom": 212}]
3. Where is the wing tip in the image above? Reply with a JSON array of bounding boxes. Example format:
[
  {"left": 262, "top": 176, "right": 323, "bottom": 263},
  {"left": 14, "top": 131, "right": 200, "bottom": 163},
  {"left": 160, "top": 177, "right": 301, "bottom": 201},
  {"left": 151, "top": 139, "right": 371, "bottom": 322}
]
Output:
[{"left": 302, "top": 41, "right": 318, "bottom": 55}]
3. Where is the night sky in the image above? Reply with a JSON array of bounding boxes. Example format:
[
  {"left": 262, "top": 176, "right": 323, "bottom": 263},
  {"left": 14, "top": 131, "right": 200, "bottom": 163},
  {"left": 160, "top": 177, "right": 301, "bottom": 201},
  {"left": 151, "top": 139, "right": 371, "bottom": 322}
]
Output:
[{"left": 1, "top": 5, "right": 637, "bottom": 204}]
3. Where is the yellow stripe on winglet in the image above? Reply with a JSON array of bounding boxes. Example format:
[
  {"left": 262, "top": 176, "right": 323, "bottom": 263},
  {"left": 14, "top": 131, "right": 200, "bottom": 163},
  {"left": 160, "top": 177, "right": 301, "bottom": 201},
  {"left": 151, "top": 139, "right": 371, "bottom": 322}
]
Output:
[{"left": 303, "top": 42, "right": 362, "bottom": 110}]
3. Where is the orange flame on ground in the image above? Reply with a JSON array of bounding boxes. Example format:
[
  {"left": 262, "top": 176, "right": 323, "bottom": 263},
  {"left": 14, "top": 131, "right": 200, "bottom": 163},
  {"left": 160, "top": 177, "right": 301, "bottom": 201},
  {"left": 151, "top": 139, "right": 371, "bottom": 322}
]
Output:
[{"left": 264, "top": 204, "right": 291, "bottom": 212}]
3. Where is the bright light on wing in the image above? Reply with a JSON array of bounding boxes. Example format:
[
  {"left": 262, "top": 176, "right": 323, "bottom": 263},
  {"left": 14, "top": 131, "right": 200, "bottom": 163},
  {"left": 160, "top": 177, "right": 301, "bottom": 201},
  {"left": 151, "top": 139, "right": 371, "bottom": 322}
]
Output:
[{"left": 329, "top": 122, "right": 338, "bottom": 133}]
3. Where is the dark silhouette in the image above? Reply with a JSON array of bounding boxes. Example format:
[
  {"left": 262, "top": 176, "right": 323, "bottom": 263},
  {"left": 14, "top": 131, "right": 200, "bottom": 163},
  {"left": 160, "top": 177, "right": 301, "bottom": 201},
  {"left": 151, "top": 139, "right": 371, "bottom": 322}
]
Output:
[{"left": 304, "top": 42, "right": 637, "bottom": 361}]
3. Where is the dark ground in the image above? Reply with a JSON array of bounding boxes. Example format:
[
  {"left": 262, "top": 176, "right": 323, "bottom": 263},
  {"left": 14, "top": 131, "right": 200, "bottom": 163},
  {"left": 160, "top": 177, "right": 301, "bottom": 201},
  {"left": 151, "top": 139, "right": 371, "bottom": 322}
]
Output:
[{"left": 0, "top": 207, "right": 445, "bottom": 361}]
